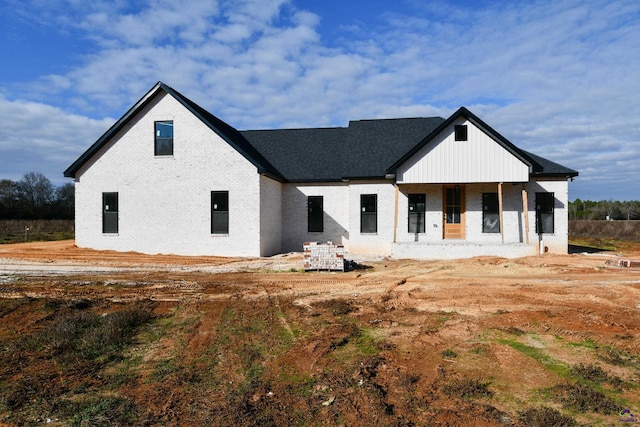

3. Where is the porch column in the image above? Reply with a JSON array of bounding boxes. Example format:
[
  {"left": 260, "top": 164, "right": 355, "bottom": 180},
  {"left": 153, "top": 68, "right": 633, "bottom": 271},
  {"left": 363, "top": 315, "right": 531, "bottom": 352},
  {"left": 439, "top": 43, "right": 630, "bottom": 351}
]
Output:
[
  {"left": 498, "top": 182, "right": 504, "bottom": 244},
  {"left": 522, "top": 184, "right": 530, "bottom": 244}
]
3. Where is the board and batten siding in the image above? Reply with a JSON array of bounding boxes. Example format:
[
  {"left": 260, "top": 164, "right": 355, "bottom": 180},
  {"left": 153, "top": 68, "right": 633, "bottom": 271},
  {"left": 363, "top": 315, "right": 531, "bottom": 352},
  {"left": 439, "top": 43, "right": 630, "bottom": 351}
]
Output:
[{"left": 396, "top": 119, "right": 530, "bottom": 184}]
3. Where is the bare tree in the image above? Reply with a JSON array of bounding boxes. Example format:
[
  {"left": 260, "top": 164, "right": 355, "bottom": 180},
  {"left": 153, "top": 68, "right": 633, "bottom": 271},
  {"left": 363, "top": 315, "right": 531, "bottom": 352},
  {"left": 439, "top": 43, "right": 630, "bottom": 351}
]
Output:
[{"left": 18, "top": 172, "right": 55, "bottom": 218}]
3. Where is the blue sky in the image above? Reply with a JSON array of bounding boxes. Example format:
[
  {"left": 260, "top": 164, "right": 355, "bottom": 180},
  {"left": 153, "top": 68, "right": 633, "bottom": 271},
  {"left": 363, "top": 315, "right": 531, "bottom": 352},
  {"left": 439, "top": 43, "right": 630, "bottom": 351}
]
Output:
[{"left": 1, "top": 0, "right": 639, "bottom": 201}]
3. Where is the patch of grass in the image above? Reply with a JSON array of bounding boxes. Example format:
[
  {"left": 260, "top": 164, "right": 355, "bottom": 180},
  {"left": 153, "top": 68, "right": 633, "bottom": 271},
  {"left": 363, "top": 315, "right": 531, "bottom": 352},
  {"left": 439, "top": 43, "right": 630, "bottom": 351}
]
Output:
[
  {"left": 571, "top": 363, "right": 625, "bottom": 390},
  {"left": 56, "top": 396, "right": 140, "bottom": 427},
  {"left": 499, "top": 339, "right": 569, "bottom": 377},
  {"left": 18, "top": 301, "right": 155, "bottom": 366},
  {"left": 441, "top": 349, "right": 458, "bottom": 359},
  {"left": 443, "top": 377, "right": 493, "bottom": 399},
  {"left": 353, "top": 327, "right": 385, "bottom": 356},
  {"left": 551, "top": 383, "right": 622, "bottom": 414},
  {"left": 149, "top": 358, "right": 181, "bottom": 382},
  {"left": 518, "top": 407, "right": 576, "bottom": 426},
  {"left": 421, "top": 310, "right": 456, "bottom": 335},
  {"left": 502, "top": 326, "right": 526, "bottom": 336},
  {"left": 0, "top": 219, "right": 75, "bottom": 244},
  {"left": 469, "top": 345, "right": 488, "bottom": 355},
  {"left": 597, "top": 347, "right": 640, "bottom": 368},
  {"left": 313, "top": 298, "right": 357, "bottom": 316}
]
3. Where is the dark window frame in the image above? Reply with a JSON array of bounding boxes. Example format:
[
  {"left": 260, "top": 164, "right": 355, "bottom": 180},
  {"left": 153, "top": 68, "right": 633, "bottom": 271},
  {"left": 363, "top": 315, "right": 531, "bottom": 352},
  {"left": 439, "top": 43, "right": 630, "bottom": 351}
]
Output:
[
  {"left": 211, "top": 191, "right": 229, "bottom": 234},
  {"left": 307, "top": 196, "right": 323, "bottom": 233},
  {"left": 154, "top": 120, "right": 174, "bottom": 156},
  {"left": 535, "top": 192, "right": 555, "bottom": 234},
  {"left": 454, "top": 124, "right": 468, "bottom": 141},
  {"left": 102, "top": 192, "right": 118, "bottom": 234},
  {"left": 482, "top": 192, "right": 500, "bottom": 233},
  {"left": 360, "top": 194, "right": 377, "bottom": 233},
  {"left": 408, "top": 193, "right": 426, "bottom": 233}
]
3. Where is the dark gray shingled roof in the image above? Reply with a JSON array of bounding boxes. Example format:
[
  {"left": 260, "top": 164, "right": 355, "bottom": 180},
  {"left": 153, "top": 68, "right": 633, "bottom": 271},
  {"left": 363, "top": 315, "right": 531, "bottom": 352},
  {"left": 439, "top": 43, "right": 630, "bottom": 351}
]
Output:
[
  {"left": 242, "top": 117, "right": 446, "bottom": 182},
  {"left": 65, "top": 82, "right": 578, "bottom": 182}
]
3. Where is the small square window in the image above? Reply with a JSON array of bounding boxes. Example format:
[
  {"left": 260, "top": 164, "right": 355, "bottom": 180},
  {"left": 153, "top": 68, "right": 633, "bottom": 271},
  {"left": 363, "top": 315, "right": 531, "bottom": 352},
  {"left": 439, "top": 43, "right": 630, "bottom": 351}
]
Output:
[
  {"left": 454, "top": 124, "right": 468, "bottom": 141},
  {"left": 155, "top": 121, "right": 173, "bottom": 156}
]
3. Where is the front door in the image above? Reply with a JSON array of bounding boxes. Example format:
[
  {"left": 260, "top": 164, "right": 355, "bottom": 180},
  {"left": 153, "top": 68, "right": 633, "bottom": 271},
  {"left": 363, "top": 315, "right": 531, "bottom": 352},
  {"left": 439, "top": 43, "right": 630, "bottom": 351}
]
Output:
[{"left": 443, "top": 185, "right": 465, "bottom": 239}]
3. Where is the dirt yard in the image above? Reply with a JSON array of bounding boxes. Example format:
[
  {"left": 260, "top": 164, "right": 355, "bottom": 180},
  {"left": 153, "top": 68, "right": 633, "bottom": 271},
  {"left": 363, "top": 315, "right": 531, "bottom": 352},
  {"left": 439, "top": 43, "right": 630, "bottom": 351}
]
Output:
[{"left": 0, "top": 241, "right": 639, "bottom": 426}]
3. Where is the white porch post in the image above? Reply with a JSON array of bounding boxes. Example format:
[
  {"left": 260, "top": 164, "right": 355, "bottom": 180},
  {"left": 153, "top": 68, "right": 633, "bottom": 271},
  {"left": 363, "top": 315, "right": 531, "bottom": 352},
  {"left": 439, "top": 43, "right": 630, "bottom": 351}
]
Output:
[
  {"left": 498, "top": 182, "right": 504, "bottom": 244},
  {"left": 522, "top": 184, "right": 530, "bottom": 244}
]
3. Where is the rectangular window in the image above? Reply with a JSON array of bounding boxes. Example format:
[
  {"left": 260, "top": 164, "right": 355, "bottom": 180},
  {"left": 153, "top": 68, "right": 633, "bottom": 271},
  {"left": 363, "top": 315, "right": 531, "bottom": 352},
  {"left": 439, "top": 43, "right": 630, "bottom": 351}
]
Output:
[
  {"left": 536, "top": 192, "right": 554, "bottom": 234},
  {"left": 482, "top": 193, "right": 500, "bottom": 233},
  {"left": 307, "top": 196, "right": 323, "bottom": 232},
  {"left": 454, "top": 124, "right": 468, "bottom": 141},
  {"left": 211, "top": 191, "right": 229, "bottom": 234},
  {"left": 408, "top": 193, "right": 426, "bottom": 233},
  {"left": 102, "top": 192, "right": 118, "bottom": 234},
  {"left": 155, "top": 121, "right": 173, "bottom": 156},
  {"left": 445, "top": 187, "right": 462, "bottom": 224},
  {"left": 360, "top": 194, "right": 377, "bottom": 233}
]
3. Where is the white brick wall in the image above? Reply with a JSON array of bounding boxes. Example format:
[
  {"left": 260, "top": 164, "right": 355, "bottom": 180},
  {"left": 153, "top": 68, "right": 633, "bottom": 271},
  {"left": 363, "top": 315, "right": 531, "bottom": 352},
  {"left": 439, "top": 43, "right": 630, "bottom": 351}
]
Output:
[
  {"left": 347, "top": 181, "right": 396, "bottom": 256},
  {"left": 525, "top": 178, "right": 570, "bottom": 254},
  {"left": 72, "top": 91, "right": 570, "bottom": 259},
  {"left": 280, "top": 183, "right": 349, "bottom": 253},
  {"left": 74, "top": 92, "right": 263, "bottom": 257},
  {"left": 260, "top": 175, "right": 282, "bottom": 256}
]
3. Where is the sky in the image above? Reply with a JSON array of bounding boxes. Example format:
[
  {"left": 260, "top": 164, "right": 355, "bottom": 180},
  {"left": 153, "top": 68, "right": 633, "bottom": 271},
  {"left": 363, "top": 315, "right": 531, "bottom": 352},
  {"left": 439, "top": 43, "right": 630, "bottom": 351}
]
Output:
[{"left": 0, "top": 0, "right": 639, "bottom": 201}]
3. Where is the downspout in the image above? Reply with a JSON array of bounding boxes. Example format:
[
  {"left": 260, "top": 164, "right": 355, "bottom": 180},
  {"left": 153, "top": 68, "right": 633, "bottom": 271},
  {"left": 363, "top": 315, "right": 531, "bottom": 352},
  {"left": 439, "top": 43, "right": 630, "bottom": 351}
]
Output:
[
  {"left": 393, "top": 183, "right": 399, "bottom": 243},
  {"left": 498, "top": 182, "right": 504, "bottom": 244}
]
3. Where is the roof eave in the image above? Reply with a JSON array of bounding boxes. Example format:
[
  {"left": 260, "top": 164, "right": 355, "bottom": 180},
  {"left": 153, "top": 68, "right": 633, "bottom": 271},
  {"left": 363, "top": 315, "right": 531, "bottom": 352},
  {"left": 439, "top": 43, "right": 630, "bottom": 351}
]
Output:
[{"left": 64, "top": 82, "right": 167, "bottom": 178}]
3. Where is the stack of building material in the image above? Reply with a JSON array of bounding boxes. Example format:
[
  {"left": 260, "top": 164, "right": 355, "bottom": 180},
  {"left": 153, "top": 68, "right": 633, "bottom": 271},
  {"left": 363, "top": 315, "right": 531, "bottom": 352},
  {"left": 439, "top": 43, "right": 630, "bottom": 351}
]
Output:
[{"left": 303, "top": 241, "right": 345, "bottom": 271}]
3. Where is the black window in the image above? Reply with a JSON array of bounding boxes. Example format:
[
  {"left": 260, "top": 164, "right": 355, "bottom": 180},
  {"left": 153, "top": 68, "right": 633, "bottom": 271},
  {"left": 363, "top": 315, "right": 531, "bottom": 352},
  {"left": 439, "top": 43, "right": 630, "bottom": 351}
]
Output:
[
  {"left": 408, "top": 193, "right": 425, "bottom": 233},
  {"left": 360, "top": 194, "right": 377, "bottom": 233},
  {"left": 454, "top": 124, "right": 468, "bottom": 141},
  {"left": 536, "top": 192, "right": 554, "bottom": 234},
  {"left": 102, "top": 192, "right": 118, "bottom": 234},
  {"left": 155, "top": 121, "right": 173, "bottom": 156},
  {"left": 211, "top": 191, "right": 229, "bottom": 234},
  {"left": 482, "top": 193, "right": 500, "bottom": 233},
  {"left": 307, "top": 196, "right": 323, "bottom": 232}
]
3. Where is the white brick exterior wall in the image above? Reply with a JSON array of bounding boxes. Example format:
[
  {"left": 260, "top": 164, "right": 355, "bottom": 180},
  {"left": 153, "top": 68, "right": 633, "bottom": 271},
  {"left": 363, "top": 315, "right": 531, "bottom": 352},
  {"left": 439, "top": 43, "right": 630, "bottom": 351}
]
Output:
[
  {"left": 347, "top": 181, "right": 396, "bottom": 256},
  {"left": 260, "top": 175, "right": 282, "bottom": 256},
  {"left": 71, "top": 90, "right": 571, "bottom": 259},
  {"left": 525, "top": 178, "right": 570, "bottom": 254},
  {"left": 74, "top": 92, "right": 263, "bottom": 257},
  {"left": 280, "top": 183, "right": 349, "bottom": 253}
]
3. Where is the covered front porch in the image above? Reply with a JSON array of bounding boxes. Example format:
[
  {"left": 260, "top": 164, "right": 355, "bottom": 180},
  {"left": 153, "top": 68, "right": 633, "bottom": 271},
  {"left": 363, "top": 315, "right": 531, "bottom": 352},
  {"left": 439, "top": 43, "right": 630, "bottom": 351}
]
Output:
[{"left": 390, "top": 182, "right": 540, "bottom": 259}]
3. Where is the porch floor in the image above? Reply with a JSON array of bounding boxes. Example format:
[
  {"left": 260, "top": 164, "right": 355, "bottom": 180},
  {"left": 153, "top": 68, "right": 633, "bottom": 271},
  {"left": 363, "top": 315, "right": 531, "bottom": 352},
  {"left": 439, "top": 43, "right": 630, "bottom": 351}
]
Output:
[{"left": 391, "top": 241, "right": 537, "bottom": 260}]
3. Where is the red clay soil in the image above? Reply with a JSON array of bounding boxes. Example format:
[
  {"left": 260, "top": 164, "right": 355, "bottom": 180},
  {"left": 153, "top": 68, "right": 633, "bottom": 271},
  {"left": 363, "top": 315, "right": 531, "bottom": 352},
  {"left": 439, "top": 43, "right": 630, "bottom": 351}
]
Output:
[{"left": 0, "top": 240, "right": 639, "bottom": 426}]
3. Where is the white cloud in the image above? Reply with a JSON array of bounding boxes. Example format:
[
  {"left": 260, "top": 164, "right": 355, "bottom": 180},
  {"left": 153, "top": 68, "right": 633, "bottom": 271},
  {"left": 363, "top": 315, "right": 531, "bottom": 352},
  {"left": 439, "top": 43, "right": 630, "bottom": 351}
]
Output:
[
  {"left": 0, "top": 95, "right": 113, "bottom": 184},
  {"left": 2, "top": 0, "right": 640, "bottom": 199}
]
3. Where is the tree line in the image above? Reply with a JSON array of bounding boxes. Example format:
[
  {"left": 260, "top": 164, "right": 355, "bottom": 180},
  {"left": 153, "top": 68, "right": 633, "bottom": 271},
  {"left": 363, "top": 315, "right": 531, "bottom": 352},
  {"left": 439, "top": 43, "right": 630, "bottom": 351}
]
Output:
[
  {"left": 0, "top": 172, "right": 74, "bottom": 220},
  {"left": 569, "top": 199, "right": 640, "bottom": 221}
]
